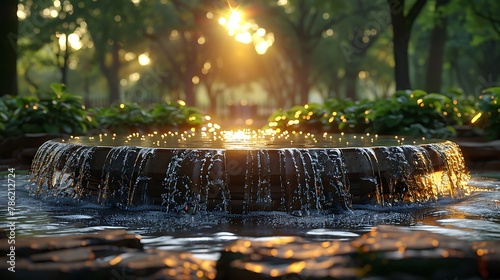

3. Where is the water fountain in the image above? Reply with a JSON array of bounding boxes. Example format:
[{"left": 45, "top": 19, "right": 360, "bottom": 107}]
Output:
[{"left": 29, "top": 129, "right": 470, "bottom": 214}]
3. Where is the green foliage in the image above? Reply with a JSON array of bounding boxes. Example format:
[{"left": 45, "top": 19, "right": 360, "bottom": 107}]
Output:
[
  {"left": 441, "top": 88, "right": 477, "bottom": 125},
  {"left": 92, "top": 100, "right": 204, "bottom": 134},
  {"left": 0, "top": 83, "right": 205, "bottom": 137},
  {"left": 366, "top": 90, "right": 457, "bottom": 139},
  {"left": 477, "top": 87, "right": 500, "bottom": 140},
  {"left": 266, "top": 103, "right": 335, "bottom": 133},
  {"left": 266, "top": 99, "right": 371, "bottom": 133},
  {"left": 266, "top": 90, "right": 480, "bottom": 139},
  {"left": 91, "top": 102, "right": 152, "bottom": 134},
  {"left": 0, "top": 83, "right": 94, "bottom": 137},
  {"left": 150, "top": 101, "right": 203, "bottom": 128}
]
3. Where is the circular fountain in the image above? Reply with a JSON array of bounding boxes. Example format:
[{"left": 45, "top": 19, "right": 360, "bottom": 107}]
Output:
[{"left": 30, "top": 130, "right": 470, "bottom": 214}]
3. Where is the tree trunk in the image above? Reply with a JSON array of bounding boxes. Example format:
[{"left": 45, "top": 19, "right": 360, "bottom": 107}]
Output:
[
  {"left": 183, "top": 75, "right": 195, "bottom": 106},
  {"left": 327, "top": 72, "right": 340, "bottom": 99},
  {"left": 183, "top": 73, "right": 195, "bottom": 107},
  {"left": 298, "top": 65, "right": 309, "bottom": 105},
  {"left": 24, "top": 65, "right": 38, "bottom": 93},
  {"left": 0, "top": 0, "right": 18, "bottom": 96},
  {"left": 98, "top": 43, "right": 121, "bottom": 105},
  {"left": 298, "top": 49, "right": 310, "bottom": 105},
  {"left": 390, "top": 8, "right": 411, "bottom": 90},
  {"left": 388, "top": 0, "right": 427, "bottom": 91},
  {"left": 182, "top": 32, "right": 196, "bottom": 106},
  {"left": 109, "top": 43, "right": 121, "bottom": 104},
  {"left": 344, "top": 67, "right": 358, "bottom": 100},
  {"left": 60, "top": 39, "right": 70, "bottom": 85},
  {"left": 425, "top": 0, "right": 449, "bottom": 93},
  {"left": 83, "top": 65, "right": 90, "bottom": 106},
  {"left": 209, "top": 93, "right": 217, "bottom": 116}
]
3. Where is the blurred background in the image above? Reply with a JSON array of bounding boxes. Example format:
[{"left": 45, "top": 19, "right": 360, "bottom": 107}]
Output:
[{"left": 1, "top": 0, "right": 499, "bottom": 126}]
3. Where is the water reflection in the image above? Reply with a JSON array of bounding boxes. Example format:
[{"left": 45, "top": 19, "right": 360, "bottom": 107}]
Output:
[
  {"left": 1, "top": 174, "right": 499, "bottom": 278},
  {"left": 1, "top": 174, "right": 498, "bottom": 245}
]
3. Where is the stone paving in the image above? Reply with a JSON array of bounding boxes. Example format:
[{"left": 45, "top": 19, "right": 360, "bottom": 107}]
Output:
[
  {"left": 1, "top": 227, "right": 498, "bottom": 279},
  {"left": 457, "top": 139, "right": 500, "bottom": 171}
]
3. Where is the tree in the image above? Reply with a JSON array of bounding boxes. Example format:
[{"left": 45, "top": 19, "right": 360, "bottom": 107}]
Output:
[
  {"left": 144, "top": 0, "right": 206, "bottom": 107},
  {"left": 0, "top": 0, "right": 19, "bottom": 96},
  {"left": 425, "top": 0, "right": 450, "bottom": 93},
  {"left": 336, "top": 0, "right": 387, "bottom": 99},
  {"left": 77, "top": 1, "right": 147, "bottom": 105},
  {"left": 19, "top": 0, "right": 146, "bottom": 104},
  {"left": 388, "top": 0, "right": 427, "bottom": 90},
  {"left": 470, "top": 0, "right": 500, "bottom": 37},
  {"left": 438, "top": 0, "right": 500, "bottom": 95},
  {"left": 249, "top": 1, "right": 352, "bottom": 105}
]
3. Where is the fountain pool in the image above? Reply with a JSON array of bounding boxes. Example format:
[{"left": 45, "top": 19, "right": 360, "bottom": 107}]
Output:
[
  {"left": 29, "top": 130, "right": 470, "bottom": 215},
  {"left": 0, "top": 173, "right": 499, "bottom": 279},
  {"left": 8, "top": 129, "right": 496, "bottom": 278}
]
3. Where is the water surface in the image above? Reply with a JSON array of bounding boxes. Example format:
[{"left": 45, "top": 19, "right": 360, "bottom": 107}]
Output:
[{"left": 1, "top": 173, "right": 498, "bottom": 257}]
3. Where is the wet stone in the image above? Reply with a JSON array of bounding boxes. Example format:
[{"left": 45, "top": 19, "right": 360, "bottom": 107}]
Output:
[
  {"left": 0, "top": 228, "right": 499, "bottom": 280},
  {"left": 0, "top": 230, "right": 142, "bottom": 257},
  {"left": 29, "top": 247, "right": 95, "bottom": 263},
  {"left": 218, "top": 226, "right": 500, "bottom": 280}
]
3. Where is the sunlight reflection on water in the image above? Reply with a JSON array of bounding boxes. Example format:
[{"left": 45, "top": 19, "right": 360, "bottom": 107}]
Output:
[{"left": 0, "top": 174, "right": 499, "bottom": 254}]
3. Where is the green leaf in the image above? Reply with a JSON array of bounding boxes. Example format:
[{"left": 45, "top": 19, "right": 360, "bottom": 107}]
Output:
[
  {"left": 406, "top": 123, "right": 428, "bottom": 136},
  {"left": 482, "top": 87, "right": 500, "bottom": 95},
  {"left": 50, "top": 83, "right": 66, "bottom": 97},
  {"left": 43, "top": 123, "right": 60, "bottom": 134},
  {"left": 411, "top": 90, "right": 428, "bottom": 98},
  {"left": 383, "top": 114, "right": 404, "bottom": 128},
  {"left": 422, "top": 93, "right": 452, "bottom": 112},
  {"left": 22, "top": 123, "right": 42, "bottom": 133},
  {"left": 62, "top": 124, "right": 73, "bottom": 134}
]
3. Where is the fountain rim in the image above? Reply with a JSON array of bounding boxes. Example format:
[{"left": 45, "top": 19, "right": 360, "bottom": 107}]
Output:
[
  {"left": 45, "top": 134, "right": 451, "bottom": 151},
  {"left": 30, "top": 133, "right": 470, "bottom": 211}
]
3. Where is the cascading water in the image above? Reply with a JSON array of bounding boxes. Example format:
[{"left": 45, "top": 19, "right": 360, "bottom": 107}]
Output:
[{"left": 29, "top": 131, "right": 471, "bottom": 214}]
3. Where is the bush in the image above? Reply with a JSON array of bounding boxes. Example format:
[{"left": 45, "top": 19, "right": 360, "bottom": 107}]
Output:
[
  {"left": 0, "top": 83, "right": 205, "bottom": 138},
  {"left": 92, "top": 100, "right": 204, "bottom": 134},
  {"left": 476, "top": 87, "right": 500, "bottom": 140},
  {"left": 266, "top": 90, "right": 473, "bottom": 139},
  {"left": 0, "top": 83, "right": 94, "bottom": 137},
  {"left": 149, "top": 101, "right": 204, "bottom": 129},
  {"left": 91, "top": 102, "right": 152, "bottom": 134},
  {"left": 366, "top": 90, "right": 457, "bottom": 139}
]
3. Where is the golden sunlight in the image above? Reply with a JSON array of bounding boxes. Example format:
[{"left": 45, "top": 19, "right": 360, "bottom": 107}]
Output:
[
  {"left": 67, "top": 33, "right": 82, "bottom": 50},
  {"left": 226, "top": 10, "right": 242, "bottom": 34},
  {"left": 223, "top": 130, "right": 253, "bottom": 141},
  {"left": 138, "top": 52, "right": 151, "bottom": 66},
  {"left": 58, "top": 34, "right": 67, "bottom": 51},
  {"left": 218, "top": 5, "right": 275, "bottom": 54},
  {"left": 471, "top": 112, "right": 482, "bottom": 124}
]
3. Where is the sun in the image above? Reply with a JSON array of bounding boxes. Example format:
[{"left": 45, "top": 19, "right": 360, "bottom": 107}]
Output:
[{"left": 217, "top": 3, "right": 275, "bottom": 54}]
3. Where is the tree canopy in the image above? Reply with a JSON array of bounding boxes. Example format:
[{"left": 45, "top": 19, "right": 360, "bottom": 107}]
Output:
[{"left": 2, "top": 0, "right": 499, "bottom": 118}]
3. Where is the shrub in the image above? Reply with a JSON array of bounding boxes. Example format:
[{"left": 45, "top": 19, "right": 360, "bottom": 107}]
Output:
[
  {"left": 476, "top": 87, "right": 500, "bottom": 140},
  {"left": 91, "top": 102, "right": 152, "bottom": 134},
  {"left": 0, "top": 83, "right": 94, "bottom": 137},
  {"left": 149, "top": 101, "right": 204, "bottom": 129},
  {"left": 266, "top": 90, "right": 472, "bottom": 139},
  {"left": 92, "top": 100, "right": 204, "bottom": 134},
  {"left": 366, "top": 90, "right": 457, "bottom": 139},
  {"left": 0, "top": 83, "right": 206, "bottom": 137}
]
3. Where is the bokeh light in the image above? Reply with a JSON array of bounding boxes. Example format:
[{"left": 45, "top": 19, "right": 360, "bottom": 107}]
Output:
[{"left": 218, "top": 6, "right": 274, "bottom": 55}]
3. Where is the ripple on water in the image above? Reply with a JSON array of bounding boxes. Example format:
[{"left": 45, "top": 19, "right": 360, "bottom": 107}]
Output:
[
  {"left": 0, "top": 174, "right": 499, "bottom": 245},
  {"left": 53, "top": 215, "right": 94, "bottom": 220}
]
